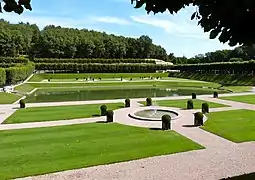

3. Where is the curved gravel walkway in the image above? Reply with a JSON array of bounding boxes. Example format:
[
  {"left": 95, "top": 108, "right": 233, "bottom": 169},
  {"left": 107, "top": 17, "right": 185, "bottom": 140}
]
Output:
[{"left": 0, "top": 92, "right": 253, "bottom": 180}]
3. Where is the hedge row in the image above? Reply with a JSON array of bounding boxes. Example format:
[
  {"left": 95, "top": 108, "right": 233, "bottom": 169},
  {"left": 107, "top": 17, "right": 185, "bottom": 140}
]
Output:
[
  {"left": 0, "top": 68, "right": 6, "bottom": 86},
  {"left": 169, "top": 60, "right": 255, "bottom": 74},
  {"left": 0, "top": 57, "right": 29, "bottom": 64},
  {"left": 31, "top": 58, "right": 156, "bottom": 64},
  {"left": 35, "top": 63, "right": 172, "bottom": 73},
  {"left": 5, "top": 63, "right": 35, "bottom": 84}
]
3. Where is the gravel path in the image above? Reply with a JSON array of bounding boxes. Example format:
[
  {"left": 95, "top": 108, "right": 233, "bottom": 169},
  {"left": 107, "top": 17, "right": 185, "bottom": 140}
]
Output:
[{"left": 0, "top": 93, "right": 253, "bottom": 180}]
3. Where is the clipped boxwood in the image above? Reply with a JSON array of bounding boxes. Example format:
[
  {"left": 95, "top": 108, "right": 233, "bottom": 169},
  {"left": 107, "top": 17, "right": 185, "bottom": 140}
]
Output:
[
  {"left": 19, "top": 99, "right": 26, "bottom": 109},
  {"left": 162, "top": 115, "right": 171, "bottom": 130},
  {"left": 146, "top": 97, "right": 152, "bottom": 106},
  {"left": 194, "top": 112, "right": 204, "bottom": 126},
  {"left": 213, "top": 91, "right": 218, "bottom": 98},
  {"left": 106, "top": 110, "right": 114, "bottom": 123},
  {"left": 187, "top": 100, "right": 194, "bottom": 109},
  {"left": 202, "top": 103, "right": 209, "bottom": 114},
  {"left": 100, "top": 105, "right": 107, "bottom": 116},
  {"left": 192, "top": 93, "right": 197, "bottom": 99},
  {"left": 125, "top": 99, "right": 130, "bottom": 107}
]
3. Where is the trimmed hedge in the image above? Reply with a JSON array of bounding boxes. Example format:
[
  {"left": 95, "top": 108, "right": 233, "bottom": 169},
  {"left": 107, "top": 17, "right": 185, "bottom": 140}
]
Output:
[
  {"left": 169, "top": 60, "right": 255, "bottom": 74},
  {"left": 35, "top": 63, "right": 172, "bottom": 73},
  {"left": 5, "top": 63, "right": 35, "bottom": 84},
  {"left": 194, "top": 112, "right": 204, "bottom": 126},
  {"left": 162, "top": 115, "right": 171, "bottom": 130},
  {"left": 202, "top": 103, "right": 209, "bottom": 114},
  {"left": 31, "top": 58, "right": 156, "bottom": 64},
  {"left": 100, "top": 105, "right": 107, "bottom": 116},
  {"left": 187, "top": 100, "right": 194, "bottom": 109},
  {"left": 146, "top": 97, "right": 152, "bottom": 106},
  {"left": 0, "top": 57, "right": 29, "bottom": 64},
  {"left": 19, "top": 99, "right": 26, "bottom": 109},
  {"left": 125, "top": 99, "right": 130, "bottom": 107},
  {"left": 192, "top": 93, "right": 196, "bottom": 99},
  {"left": 106, "top": 110, "right": 114, "bottom": 123},
  {"left": 0, "top": 68, "right": 6, "bottom": 86}
]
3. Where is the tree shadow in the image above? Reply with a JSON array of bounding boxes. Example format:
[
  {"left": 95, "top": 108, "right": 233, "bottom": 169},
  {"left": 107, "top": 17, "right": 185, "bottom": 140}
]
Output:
[{"left": 149, "top": 128, "right": 162, "bottom": 131}]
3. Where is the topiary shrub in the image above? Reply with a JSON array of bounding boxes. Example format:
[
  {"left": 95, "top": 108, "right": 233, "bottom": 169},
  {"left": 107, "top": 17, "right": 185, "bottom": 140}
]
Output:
[
  {"left": 194, "top": 112, "right": 204, "bottom": 126},
  {"left": 162, "top": 115, "right": 171, "bottom": 130},
  {"left": 19, "top": 99, "right": 26, "bottom": 109},
  {"left": 213, "top": 91, "right": 218, "bottom": 98},
  {"left": 100, "top": 105, "right": 107, "bottom": 116},
  {"left": 187, "top": 100, "right": 194, "bottom": 109},
  {"left": 48, "top": 79, "right": 51, "bottom": 82},
  {"left": 76, "top": 78, "right": 78, "bottom": 80},
  {"left": 125, "top": 99, "right": 130, "bottom": 107},
  {"left": 106, "top": 110, "right": 114, "bottom": 123},
  {"left": 146, "top": 97, "right": 152, "bottom": 106},
  {"left": 192, "top": 93, "right": 197, "bottom": 99},
  {"left": 202, "top": 103, "right": 209, "bottom": 114}
]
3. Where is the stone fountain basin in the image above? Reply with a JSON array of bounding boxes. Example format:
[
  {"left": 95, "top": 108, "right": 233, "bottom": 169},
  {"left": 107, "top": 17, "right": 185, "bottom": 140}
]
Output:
[{"left": 128, "top": 106, "right": 180, "bottom": 122}]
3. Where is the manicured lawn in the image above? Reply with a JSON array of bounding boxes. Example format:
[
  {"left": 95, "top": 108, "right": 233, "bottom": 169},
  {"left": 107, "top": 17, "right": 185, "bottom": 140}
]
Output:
[
  {"left": 29, "top": 73, "right": 169, "bottom": 82},
  {"left": 0, "top": 123, "right": 203, "bottom": 179},
  {"left": 221, "top": 86, "right": 252, "bottom": 93},
  {"left": 0, "top": 92, "right": 21, "bottom": 104},
  {"left": 202, "top": 110, "right": 255, "bottom": 143},
  {"left": 220, "top": 95, "right": 255, "bottom": 105},
  {"left": 4, "top": 103, "right": 123, "bottom": 124},
  {"left": 139, "top": 99, "right": 227, "bottom": 109}
]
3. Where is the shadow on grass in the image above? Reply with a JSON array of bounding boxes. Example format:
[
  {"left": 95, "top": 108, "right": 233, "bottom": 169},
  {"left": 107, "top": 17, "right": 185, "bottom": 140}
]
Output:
[
  {"left": 149, "top": 128, "right": 162, "bottom": 131},
  {"left": 221, "top": 172, "right": 255, "bottom": 180},
  {"left": 92, "top": 114, "right": 101, "bottom": 117},
  {"left": 96, "top": 121, "right": 107, "bottom": 124},
  {"left": 118, "top": 105, "right": 125, "bottom": 108},
  {"left": 12, "top": 107, "right": 20, "bottom": 110}
]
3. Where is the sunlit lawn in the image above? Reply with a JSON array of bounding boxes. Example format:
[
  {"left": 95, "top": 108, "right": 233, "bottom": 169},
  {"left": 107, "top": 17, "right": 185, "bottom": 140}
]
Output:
[
  {"left": 220, "top": 95, "right": 255, "bottom": 105},
  {"left": 0, "top": 123, "right": 203, "bottom": 179}
]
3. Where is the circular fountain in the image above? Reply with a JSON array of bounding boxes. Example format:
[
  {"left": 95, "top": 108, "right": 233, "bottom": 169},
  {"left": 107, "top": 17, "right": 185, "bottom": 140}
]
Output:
[
  {"left": 129, "top": 108, "right": 180, "bottom": 121},
  {"left": 129, "top": 92, "right": 180, "bottom": 121}
]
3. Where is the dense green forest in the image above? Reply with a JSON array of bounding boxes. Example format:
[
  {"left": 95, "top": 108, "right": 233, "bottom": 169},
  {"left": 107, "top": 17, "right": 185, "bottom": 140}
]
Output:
[
  {"left": 0, "top": 19, "right": 168, "bottom": 60},
  {"left": 1, "top": 19, "right": 255, "bottom": 65}
]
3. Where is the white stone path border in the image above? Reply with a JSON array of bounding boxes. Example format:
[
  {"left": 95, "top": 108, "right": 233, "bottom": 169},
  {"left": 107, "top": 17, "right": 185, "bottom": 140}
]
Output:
[{"left": 0, "top": 92, "right": 253, "bottom": 180}]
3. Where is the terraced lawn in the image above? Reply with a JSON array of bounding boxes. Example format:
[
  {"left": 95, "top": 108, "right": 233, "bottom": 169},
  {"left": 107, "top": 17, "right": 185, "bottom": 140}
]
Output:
[
  {"left": 202, "top": 109, "right": 255, "bottom": 143},
  {"left": 220, "top": 95, "right": 255, "bottom": 105},
  {"left": 0, "top": 92, "right": 21, "bottom": 104},
  {"left": 4, "top": 103, "right": 123, "bottom": 124},
  {"left": 0, "top": 123, "right": 203, "bottom": 180},
  {"left": 139, "top": 99, "right": 227, "bottom": 109}
]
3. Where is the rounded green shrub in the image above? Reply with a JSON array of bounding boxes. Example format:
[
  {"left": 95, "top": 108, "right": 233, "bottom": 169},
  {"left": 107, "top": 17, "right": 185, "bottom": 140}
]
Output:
[
  {"left": 162, "top": 115, "right": 171, "bottom": 130},
  {"left": 187, "top": 100, "right": 194, "bottom": 109},
  {"left": 106, "top": 110, "right": 114, "bottom": 123},
  {"left": 146, "top": 97, "right": 152, "bottom": 106},
  {"left": 202, "top": 103, "right": 209, "bottom": 114},
  {"left": 213, "top": 92, "right": 218, "bottom": 98},
  {"left": 19, "top": 99, "right": 26, "bottom": 109},
  {"left": 194, "top": 112, "right": 204, "bottom": 126},
  {"left": 125, "top": 99, "right": 130, "bottom": 107},
  {"left": 100, "top": 105, "right": 107, "bottom": 116},
  {"left": 192, "top": 93, "right": 197, "bottom": 99}
]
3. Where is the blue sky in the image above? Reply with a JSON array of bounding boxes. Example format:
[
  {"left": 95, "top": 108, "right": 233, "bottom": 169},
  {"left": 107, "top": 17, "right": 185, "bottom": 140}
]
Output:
[{"left": 1, "top": 0, "right": 234, "bottom": 57}]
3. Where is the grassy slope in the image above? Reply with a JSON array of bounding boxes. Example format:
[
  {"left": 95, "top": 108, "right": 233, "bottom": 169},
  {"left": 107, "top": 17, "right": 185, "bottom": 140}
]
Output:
[
  {"left": 0, "top": 123, "right": 203, "bottom": 180},
  {"left": 29, "top": 73, "right": 169, "bottom": 82},
  {"left": 169, "top": 72, "right": 255, "bottom": 86},
  {"left": 139, "top": 99, "right": 227, "bottom": 109},
  {"left": 220, "top": 95, "right": 255, "bottom": 105},
  {"left": 4, "top": 103, "right": 123, "bottom": 124},
  {"left": 0, "top": 92, "right": 21, "bottom": 104},
  {"left": 202, "top": 109, "right": 255, "bottom": 142}
]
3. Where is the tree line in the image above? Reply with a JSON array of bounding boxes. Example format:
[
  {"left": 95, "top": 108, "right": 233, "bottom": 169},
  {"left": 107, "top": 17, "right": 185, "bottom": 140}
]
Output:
[
  {"left": 169, "top": 60, "right": 255, "bottom": 74},
  {"left": 31, "top": 58, "right": 156, "bottom": 64},
  {"left": 0, "top": 19, "right": 168, "bottom": 60},
  {"left": 170, "top": 46, "right": 255, "bottom": 64}
]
